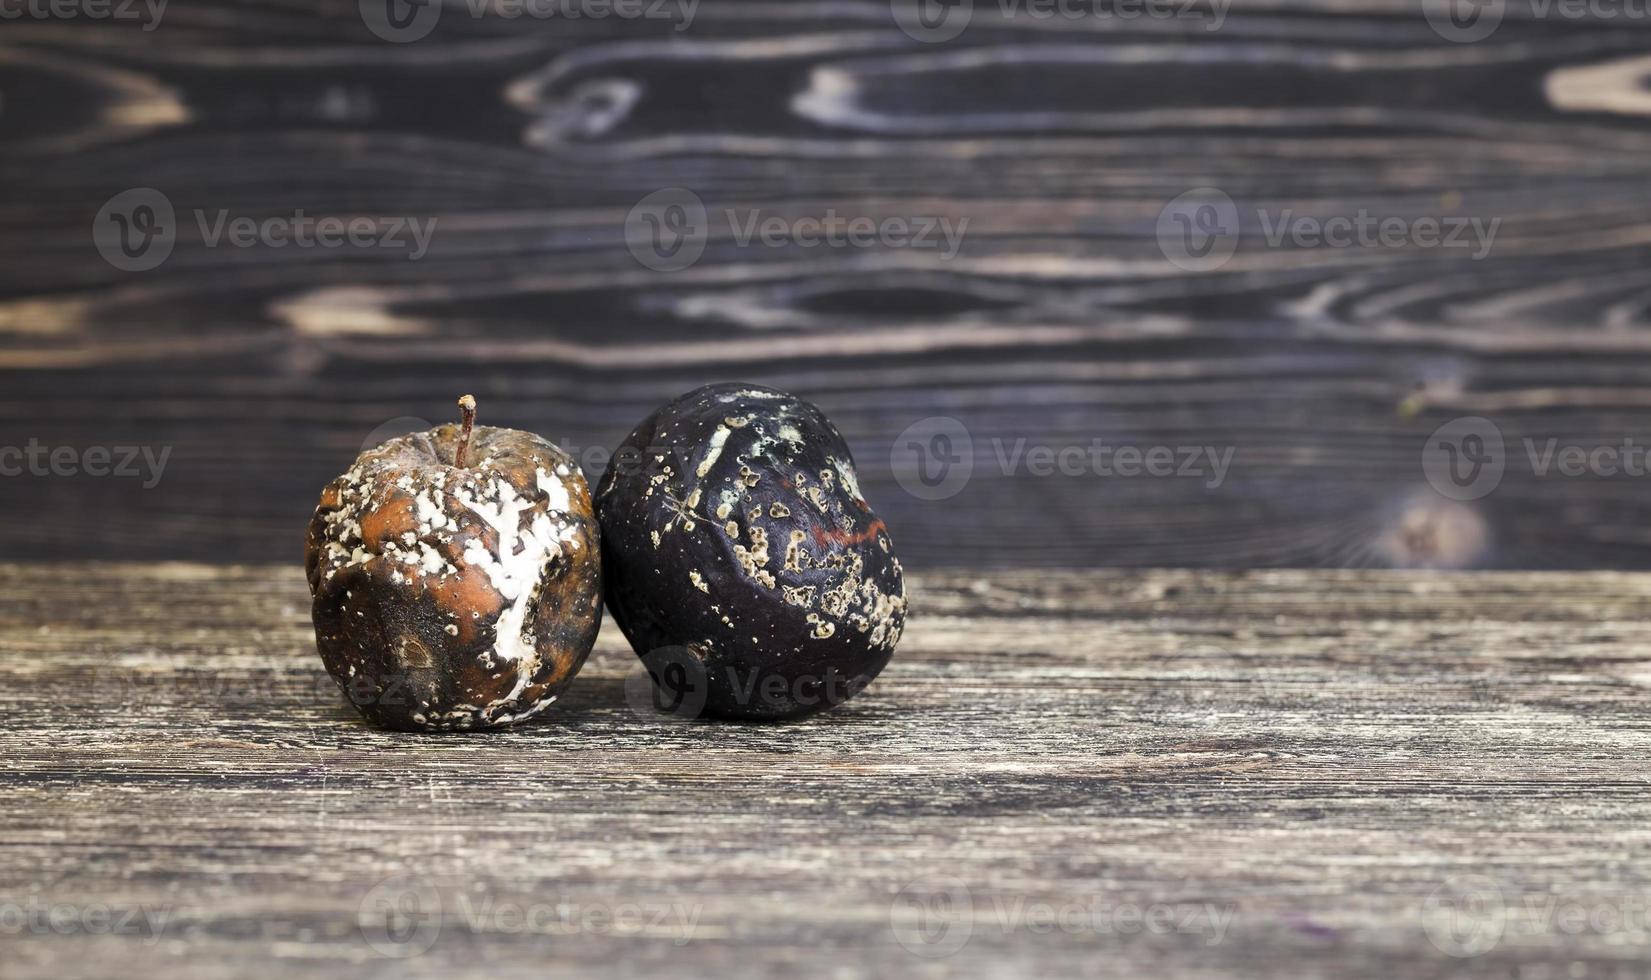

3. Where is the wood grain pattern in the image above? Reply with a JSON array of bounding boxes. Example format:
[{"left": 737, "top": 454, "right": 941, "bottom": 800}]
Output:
[
  {"left": 6, "top": 563, "right": 1651, "bottom": 978},
  {"left": 4, "top": 3, "right": 1651, "bottom": 568}
]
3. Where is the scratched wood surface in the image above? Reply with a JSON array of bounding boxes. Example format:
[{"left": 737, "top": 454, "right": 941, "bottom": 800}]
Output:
[
  {"left": 4, "top": 563, "right": 1651, "bottom": 978},
  {"left": 4, "top": 3, "right": 1651, "bottom": 568}
]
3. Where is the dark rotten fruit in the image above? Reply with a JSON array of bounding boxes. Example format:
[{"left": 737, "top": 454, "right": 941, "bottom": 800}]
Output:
[
  {"left": 597, "top": 383, "right": 907, "bottom": 720},
  {"left": 305, "top": 397, "right": 602, "bottom": 732}
]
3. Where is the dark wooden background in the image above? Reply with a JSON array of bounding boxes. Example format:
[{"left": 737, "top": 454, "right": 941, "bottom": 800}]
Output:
[
  {"left": 10, "top": 11, "right": 1651, "bottom": 979},
  {"left": 4, "top": 0, "right": 1651, "bottom": 569}
]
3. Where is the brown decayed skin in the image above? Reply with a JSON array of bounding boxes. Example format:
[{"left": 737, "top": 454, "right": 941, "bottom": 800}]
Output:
[{"left": 305, "top": 422, "right": 601, "bottom": 732}]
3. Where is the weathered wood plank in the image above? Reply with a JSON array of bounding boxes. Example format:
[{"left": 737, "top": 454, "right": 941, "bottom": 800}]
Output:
[{"left": 4, "top": 564, "right": 1651, "bottom": 978}]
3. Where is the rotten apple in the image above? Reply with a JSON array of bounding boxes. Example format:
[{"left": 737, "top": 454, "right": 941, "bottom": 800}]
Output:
[
  {"left": 596, "top": 383, "right": 906, "bottom": 720},
  {"left": 305, "top": 396, "right": 602, "bottom": 731}
]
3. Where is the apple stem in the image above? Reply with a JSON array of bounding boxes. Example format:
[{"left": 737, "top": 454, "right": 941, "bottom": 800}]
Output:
[{"left": 454, "top": 395, "right": 478, "bottom": 468}]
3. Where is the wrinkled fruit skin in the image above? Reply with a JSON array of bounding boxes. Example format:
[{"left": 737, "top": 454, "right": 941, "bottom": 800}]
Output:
[
  {"left": 597, "top": 383, "right": 906, "bottom": 720},
  {"left": 305, "top": 425, "right": 602, "bottom": 732}
]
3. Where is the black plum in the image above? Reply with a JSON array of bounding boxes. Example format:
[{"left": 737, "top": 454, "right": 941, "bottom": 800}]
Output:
[{"left": 596, "top": 383, "right": 907, "bottom": 720}]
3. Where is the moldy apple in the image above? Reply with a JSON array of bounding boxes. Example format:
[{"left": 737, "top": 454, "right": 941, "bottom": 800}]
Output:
[
  {"left": 305, "top": 396, "right": 602, "bottom": 731},
  {"left": 596, "top": 383, "right": 906, "bottom": 720}
]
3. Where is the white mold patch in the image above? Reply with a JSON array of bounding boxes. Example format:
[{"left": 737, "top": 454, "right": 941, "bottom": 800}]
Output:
[
  {"left": 697, "top": 425, "right": 731, "bottom": 478},
  {"left": 316, "top": 446, "right": 587, "bottom": 726},
  {"left": 831, "top": 458, "right": 864, "bottom": 502}
]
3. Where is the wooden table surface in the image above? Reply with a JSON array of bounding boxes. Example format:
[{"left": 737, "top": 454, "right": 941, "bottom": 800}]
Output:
[{"left": 7, "top": 562, "right": 1651, "bottom": 978}]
